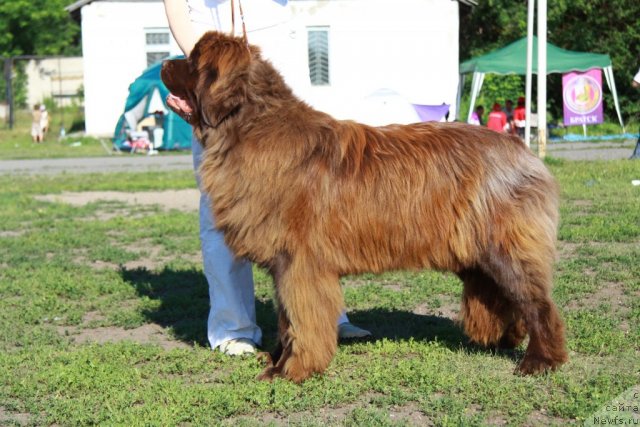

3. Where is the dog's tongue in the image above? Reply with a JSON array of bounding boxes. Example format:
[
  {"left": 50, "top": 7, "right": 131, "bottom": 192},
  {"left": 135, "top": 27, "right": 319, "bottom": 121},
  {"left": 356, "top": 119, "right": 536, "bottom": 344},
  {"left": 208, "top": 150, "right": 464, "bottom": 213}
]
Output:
[{"left": 167, "top": 93, "right": 193, "bottom": 114}]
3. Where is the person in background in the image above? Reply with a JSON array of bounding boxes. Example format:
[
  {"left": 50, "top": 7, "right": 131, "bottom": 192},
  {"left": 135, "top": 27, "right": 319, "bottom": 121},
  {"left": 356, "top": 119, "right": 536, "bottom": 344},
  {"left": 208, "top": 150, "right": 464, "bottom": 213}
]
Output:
[
  {"left": 503, "top": 99, "right": 515, "bottom": 134},
  {"left": 31, "top": 104, "right": 43, "bottom": 143},
  {"left": 468, "top": 105, "right": 484, "bottom": 126},
  {"left": 513, "top": 96, "right": 526, "bottom": 138},
  {"left": 487, "top": 102, "right": 507, "bottom": 133},
  {"left": 630, "top": 66, "right": 640, "bottom": 159},
  {"left": 163, "top": 0, "right": 371, "bottom": 357},
  {"left": 39, "top": 104, "right": 49, "bottom": 139}
]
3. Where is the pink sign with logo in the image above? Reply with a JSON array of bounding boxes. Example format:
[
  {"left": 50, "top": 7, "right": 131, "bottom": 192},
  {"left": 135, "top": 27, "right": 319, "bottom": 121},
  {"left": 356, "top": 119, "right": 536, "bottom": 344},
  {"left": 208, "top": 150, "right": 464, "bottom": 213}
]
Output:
[{"left": 562, "top": 69, "right": 603, "bottom": 126}]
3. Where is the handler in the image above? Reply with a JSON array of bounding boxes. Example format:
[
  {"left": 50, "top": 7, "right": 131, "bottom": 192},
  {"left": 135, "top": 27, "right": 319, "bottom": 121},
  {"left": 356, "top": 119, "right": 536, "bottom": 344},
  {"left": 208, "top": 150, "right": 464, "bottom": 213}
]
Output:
[{"left": 163, "top": 0, "right": 371, "bottom": 356}]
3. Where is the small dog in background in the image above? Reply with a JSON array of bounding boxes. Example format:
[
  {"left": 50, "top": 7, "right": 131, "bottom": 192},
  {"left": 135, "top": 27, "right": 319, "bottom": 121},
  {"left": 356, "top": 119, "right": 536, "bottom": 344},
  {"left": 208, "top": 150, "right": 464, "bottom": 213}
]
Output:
[{"left": 161, "top": 31, "right": 568, "bottom": 383}]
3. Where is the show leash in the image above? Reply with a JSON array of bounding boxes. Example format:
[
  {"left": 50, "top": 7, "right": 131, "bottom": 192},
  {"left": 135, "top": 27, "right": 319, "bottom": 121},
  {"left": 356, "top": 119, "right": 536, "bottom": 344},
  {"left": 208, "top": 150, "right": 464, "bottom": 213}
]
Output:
[{"left": 230, "top": 0, "right": 250, "bottom": 49}]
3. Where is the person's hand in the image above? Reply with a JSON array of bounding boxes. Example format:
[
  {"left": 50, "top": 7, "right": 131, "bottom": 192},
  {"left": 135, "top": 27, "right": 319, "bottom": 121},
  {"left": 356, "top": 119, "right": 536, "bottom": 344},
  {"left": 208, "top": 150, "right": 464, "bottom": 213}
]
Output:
[
  {"left": 166, "top": 93, "right": 194, "bottom": 123},
  {"left": 632, "top": 80, "right": 640, "bottom": 89}
]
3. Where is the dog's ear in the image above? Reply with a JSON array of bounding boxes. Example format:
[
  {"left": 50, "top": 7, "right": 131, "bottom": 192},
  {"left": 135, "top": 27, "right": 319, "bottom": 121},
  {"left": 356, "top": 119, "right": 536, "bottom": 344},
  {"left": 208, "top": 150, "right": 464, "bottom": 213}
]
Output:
[{"left": 197, "top": 39, "right": 254, "bottom": 127}]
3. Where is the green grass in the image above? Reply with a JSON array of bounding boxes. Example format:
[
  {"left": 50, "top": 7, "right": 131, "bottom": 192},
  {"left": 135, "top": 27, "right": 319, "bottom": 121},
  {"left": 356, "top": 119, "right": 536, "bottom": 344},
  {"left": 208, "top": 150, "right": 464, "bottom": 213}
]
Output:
[
  {"left": 0, "top": 159, "right": 639, "bottom": 425},
  {"left": 0, "top": 109, "right": 188, "bottom": 160},
  {"left": 0, "top": 110, "right": 111, "bottom": 159}
]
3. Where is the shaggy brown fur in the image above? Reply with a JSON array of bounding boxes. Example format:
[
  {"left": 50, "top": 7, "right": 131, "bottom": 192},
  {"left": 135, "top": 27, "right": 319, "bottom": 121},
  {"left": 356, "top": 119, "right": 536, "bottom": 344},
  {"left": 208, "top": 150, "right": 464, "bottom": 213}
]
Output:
[{"left": 161, "top": 31, "right": 568, "bottom": 383}]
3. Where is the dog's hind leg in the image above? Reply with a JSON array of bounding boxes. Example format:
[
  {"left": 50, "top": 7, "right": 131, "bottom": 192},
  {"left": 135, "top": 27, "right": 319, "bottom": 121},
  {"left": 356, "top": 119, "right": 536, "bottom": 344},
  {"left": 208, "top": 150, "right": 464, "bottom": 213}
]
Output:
[
  {"left": 515, "top": 289, "right": 567, "bottom": 375},
  {"left": 481, "top": 242, "right": 567, "bottom": 374},
  {"left": 258, "top": 253, "right": 343, "bottom": 383},
  {"left": 458, "top": 268, "right": 526, "bottom": 349}
]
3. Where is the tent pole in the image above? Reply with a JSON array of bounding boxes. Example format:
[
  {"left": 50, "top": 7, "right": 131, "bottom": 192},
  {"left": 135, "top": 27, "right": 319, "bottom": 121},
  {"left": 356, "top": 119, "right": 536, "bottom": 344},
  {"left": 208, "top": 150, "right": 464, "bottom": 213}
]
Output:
[
  {"left": 603, "top": 66, "right": 625, "bottom": 132},
  {"left": 468, "top": 72, "right": 483, "bottom": 123},
  {"left": 537, "top": 0, "right": 548, "bottom": 159},
  {"left": 524, "top": 0, "right": 534, "bottom": 148},
  {"left": 456, "top": 74, "right": 465, "bottom": 122},
  {"left": 468, "top": 73, "right": 477, "bottom": 122}
]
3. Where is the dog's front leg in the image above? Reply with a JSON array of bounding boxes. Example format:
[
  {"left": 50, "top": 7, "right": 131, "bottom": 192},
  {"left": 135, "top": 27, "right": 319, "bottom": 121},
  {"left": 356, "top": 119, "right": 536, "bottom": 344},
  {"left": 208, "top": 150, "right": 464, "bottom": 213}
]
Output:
[
  {"left": 256, "top": 307, "right": 287, "bottom": 380},
  {"left": 257, "top": 255, "right": 343, "bottom": 383}
]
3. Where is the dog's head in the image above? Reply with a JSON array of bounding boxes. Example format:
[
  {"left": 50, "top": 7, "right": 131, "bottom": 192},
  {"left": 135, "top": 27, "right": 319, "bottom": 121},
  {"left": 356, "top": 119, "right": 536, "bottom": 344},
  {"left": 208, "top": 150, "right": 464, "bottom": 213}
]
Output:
[{"left": 161, "top": 32, "right": 259, "bottom": 132}]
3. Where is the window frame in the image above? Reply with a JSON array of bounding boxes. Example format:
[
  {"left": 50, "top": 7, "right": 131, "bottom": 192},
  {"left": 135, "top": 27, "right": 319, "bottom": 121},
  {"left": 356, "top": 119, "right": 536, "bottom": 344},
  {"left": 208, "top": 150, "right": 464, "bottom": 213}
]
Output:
[
  {"left": 144, "top": 28, "right": 171, "bottom": 67},
  {"left": 307, "top": 26, "right": 330, "bottom": 86}
]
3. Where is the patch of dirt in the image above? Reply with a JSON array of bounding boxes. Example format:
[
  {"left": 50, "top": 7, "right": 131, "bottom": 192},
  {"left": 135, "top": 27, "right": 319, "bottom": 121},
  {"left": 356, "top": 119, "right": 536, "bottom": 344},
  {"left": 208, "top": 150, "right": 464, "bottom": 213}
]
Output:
[
  {"left": 72, "top": 240, "right": 201, "bottom": 272},
  {"left": 413, "top": 294, "right": 459, "bottom": 320},
  {"left": 114, "top": 238, "right": 174, "bottom": 270},
  {"left": 0, "top": 230, "right": 26, "bottom": 238},
  {"left": 388, "top": 402, "right": 433, "bottom": 426},
  {"left": 566, "top": 280, "right": 630, "bottom": 315},
  {"left": 484, "top": 411, "right": 508, "bottom": 425},
  {"left": 34, "top": 190, "right": 202, "bottom": 272},
  {"left": 572, "top": 199, "right": 593, "bottom": 207},
  {"left": 0, "top": 406, "right": 31, "bottom": 426},
  {"left": 56, "top": 306, "right": 190, "bottom": 351},
  {"left": 34, "top": 189, "right": 200, "bottom": 213},
  {"left": 525, "top": 409, "right": 570, "bottom": 426},
  {"left": 556, "top": 241, "right": 581, "bottom": 258},
  {"left": 225, "top": 399, "right": 433, "bottom": 426},
  {"left": 81, "top": 310, "right": 107, "bottom": 324},
  {"left": 80, "top": 206, "right": 153, "bottom": 222},
  {"left": 341, "top": 278, "right": 370, "bottom": 289},
  {"left": 568, "top": 199, "right": 596, "bottom": 217},
  {"left": 59, "top": 323, "right": 190, "bottom": 350},
  {"left": 383, "top": 282, "right": 406, "bottom": 292}
]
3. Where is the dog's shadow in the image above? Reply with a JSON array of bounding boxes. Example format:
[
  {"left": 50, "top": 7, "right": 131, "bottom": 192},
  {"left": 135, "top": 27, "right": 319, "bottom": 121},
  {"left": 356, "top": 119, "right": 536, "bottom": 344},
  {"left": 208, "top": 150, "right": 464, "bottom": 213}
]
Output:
[{"left": 119, "top": 267, "right": 522, "bottom": 361}]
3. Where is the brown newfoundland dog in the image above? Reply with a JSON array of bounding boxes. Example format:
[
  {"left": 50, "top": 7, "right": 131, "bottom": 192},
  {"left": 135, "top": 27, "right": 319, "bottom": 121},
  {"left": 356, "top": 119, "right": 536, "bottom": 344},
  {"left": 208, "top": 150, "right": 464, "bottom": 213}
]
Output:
[{"left": 161, "top": 31, "right": 567, "bottom": 383}]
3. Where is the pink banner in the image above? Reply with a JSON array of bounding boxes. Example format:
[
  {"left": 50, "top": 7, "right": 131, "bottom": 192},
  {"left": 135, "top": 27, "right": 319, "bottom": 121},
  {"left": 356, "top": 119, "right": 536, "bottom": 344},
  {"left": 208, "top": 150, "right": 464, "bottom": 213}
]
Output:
[{"left": 562, "top": 69, "right": 603, "bottom": 126}]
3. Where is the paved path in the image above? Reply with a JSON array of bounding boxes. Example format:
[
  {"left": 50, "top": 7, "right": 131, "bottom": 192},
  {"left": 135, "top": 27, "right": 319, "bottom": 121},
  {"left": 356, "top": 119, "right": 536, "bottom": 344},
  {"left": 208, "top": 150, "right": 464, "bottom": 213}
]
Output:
[
  {"left": 540, "top": 139, "right": 637, "bottom": 161},
  {"left": 0, "top": 140, "right": 637, "bottom": 175},
  {"left": 0, "top": 154, "right": 193, "bottom": 175}
]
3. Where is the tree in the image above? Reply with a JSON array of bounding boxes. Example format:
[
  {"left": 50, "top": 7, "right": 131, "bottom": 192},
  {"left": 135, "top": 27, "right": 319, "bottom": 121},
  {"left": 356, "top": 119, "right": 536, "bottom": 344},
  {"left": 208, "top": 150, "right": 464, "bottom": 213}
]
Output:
[
  {"left": 0, "top": 0, "right": 80, "bottom": 108},
  {"left": 0, "top": 0, "right": 80, "bottom": 57},
  {"left": 460, "top": 0, "right": 640, "bottom": 122}
]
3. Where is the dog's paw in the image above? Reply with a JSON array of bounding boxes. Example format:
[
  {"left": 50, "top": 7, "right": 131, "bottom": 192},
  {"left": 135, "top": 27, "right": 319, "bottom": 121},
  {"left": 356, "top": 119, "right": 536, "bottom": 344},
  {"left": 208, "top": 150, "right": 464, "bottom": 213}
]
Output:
[
  {"left": 515, "top": 355, "right": 557, "bottom": 375},
  {"left": 256, "top": 365, "right": 282, "bottom": 382}
]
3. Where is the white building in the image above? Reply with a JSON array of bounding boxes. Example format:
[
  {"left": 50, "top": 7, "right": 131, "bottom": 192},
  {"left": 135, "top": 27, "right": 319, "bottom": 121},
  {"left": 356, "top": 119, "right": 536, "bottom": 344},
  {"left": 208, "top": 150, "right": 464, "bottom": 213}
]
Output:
[
  {"left": 25, "top": 57, "right": 84, "bottom": 108},
  {"left": 67, "top": 0, "right": 470, "bottom": 136}
]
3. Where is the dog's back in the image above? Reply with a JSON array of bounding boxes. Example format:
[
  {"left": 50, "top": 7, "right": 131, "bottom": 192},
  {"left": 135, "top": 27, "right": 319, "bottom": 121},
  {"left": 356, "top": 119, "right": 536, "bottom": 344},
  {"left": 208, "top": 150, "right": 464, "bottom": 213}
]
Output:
[{"left": 295, "top": 119, "right": 558, "bottom": 276}]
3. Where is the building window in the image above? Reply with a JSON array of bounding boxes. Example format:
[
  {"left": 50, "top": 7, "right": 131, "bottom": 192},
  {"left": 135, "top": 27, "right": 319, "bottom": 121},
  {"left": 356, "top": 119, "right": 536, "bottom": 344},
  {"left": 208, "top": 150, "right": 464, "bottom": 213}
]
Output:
[
  {"left": 307, "top": 27, "right": 329, "bottom": 86},
  {"left": 145, "top": 28, "right": 171, "bottom": 66}
]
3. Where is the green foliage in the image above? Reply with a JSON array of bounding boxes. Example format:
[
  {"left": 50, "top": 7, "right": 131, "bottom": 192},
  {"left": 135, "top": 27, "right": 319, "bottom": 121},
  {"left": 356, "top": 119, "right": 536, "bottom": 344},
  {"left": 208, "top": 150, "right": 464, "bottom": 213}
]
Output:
[
  {"left": 0, "top": 0, "right": 80, "bottom": 105},
  {"left": 9, "top": 60, "right": 28, "bottom": 108},
  {"left": 459, "top": 74, "right": 525, "bottom": 123},
  {"left": 460, "top": 0, "right": 640, "bottom": 121},
  {"left": 0, "top": 0, "right": 79, "bottom": 57}
]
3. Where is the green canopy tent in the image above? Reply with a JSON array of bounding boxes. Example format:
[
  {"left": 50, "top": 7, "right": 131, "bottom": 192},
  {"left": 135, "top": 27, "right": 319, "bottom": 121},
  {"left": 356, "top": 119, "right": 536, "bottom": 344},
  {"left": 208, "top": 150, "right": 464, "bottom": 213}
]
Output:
[
  {"left": 458, "top": 36, "right": 624, "bottom": 130},
  {"left": 113, "top": 56, "right": 192, "bottom": 151}
]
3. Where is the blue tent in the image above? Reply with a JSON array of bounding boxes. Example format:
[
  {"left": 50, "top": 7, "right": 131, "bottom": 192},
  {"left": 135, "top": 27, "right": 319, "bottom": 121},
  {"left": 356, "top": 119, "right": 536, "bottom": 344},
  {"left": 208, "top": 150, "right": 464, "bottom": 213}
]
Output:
[{"left": 113, "top": 57, "right": 192, "bottom": 150}]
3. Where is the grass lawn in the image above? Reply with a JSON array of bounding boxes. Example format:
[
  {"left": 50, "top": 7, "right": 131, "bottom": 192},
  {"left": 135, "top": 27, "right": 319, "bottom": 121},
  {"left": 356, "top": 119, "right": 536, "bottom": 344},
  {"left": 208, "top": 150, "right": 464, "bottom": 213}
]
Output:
[
  {"left": 0, "top": 111, "right": 188, "bottom": 160},
  {"left": 0, "top": 158, "right": 638, "bottom": 426},
  {"left": 0, "top": 110, "right": 110, "bottom": 160}
]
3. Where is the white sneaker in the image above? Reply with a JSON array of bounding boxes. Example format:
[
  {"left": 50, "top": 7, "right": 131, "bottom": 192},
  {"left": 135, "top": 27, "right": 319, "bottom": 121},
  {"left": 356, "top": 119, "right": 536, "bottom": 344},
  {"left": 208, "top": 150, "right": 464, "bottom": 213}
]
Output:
[
  {"left": 218, "top": 338, "right": 257, "bottom": 356},
  {"left": 338, "top": 322, "right": 372, "bottom": 340}
]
